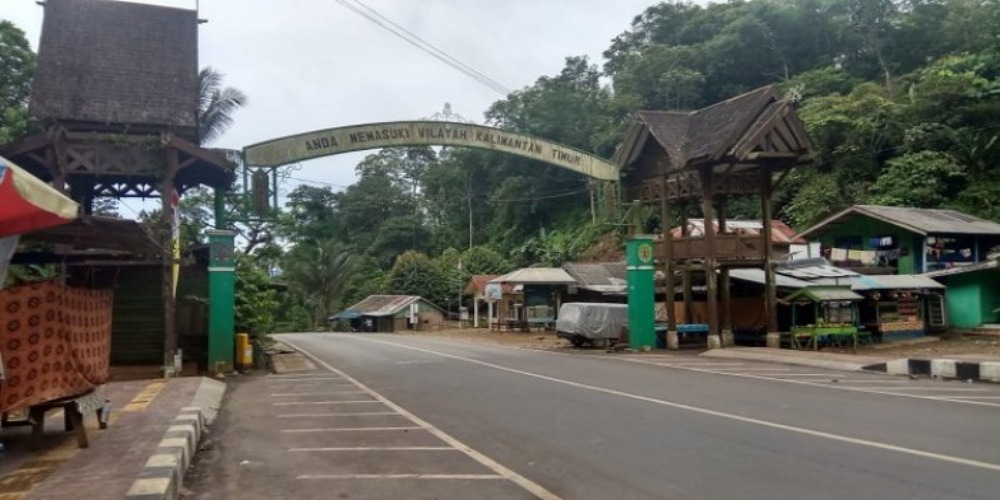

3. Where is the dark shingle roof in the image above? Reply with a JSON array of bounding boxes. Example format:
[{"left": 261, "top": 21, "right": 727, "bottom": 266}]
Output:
[
  {"left": 635, "top": 86, "right": 782, "bottom": 169},
  {"left": 29, "top": 0, "right": 199, "bottom": 130}
]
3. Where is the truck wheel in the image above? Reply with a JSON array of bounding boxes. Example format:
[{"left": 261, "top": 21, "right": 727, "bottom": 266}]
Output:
[{"left": 570, "top": 337, "right": 586, "bottom": 347}]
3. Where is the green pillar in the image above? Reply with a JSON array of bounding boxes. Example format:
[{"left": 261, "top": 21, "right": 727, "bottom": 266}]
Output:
[
  {"left": 626, "top": 236, "right": 656, "bottom": 350},
  {"left": 207, "top": 229, "right": 236, "bottom": 374},
  {"left": 214, "top": 187, "right": 228, "bottom": 229}
]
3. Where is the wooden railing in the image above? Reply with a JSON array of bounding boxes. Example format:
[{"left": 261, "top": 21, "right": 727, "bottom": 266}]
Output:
[{"left": 656, "top": 234, "right": 767, "bottom": 262}]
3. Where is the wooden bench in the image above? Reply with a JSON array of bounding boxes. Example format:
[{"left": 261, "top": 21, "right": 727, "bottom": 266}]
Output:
[{"left": 1, "top": 388, "right": 109, "bottom": 449}]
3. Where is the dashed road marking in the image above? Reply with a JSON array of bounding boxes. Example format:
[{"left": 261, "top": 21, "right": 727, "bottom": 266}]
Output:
[
  {"left": 297, "top": 474, "right": 505, "bottom": 480},
  {"left": 284, "top": 339, "right": 561, "bottom": 500},
  {"left": 272, "top": 400, "right": 380, "bottom": 406},
  {"left": 281, "top": 426, "right": 423, "bottom": 433},
  {"left": 269, "top": 391, "right": 367, "bottom": 397},
  {"left": 277, "top": 412, "right": 400, "bottom": 418},
  {"left": 289, "top": 446, "right": 455, "bottom": 452}
]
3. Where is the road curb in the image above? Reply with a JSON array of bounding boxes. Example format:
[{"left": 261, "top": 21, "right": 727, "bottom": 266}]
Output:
[
  {"left": 865, "top": 359, "right": 1000, "bottom": 383},
  {"left": 124, "top": 378, "right": 226, "bottom": 500},
  {"left": 700, "top": 348, "right": 880, "bottom": 372}
]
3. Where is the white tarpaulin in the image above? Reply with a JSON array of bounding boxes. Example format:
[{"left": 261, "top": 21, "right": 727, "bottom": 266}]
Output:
[{"left": 556, "top": 302, "right": 629, "bottom": 341}]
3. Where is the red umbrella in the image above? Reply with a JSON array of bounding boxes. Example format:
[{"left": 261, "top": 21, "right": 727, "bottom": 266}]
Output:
[{"left": 0, "top": 156, "right": 78, "bottom": 237}]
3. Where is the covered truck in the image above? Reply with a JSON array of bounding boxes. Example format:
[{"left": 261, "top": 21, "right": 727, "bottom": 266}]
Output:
[{"left": 556, "top": 302, "right": 629, "bottom": 347}]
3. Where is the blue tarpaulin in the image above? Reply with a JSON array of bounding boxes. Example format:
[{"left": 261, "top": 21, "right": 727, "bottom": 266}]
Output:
[{"left": 329, "top": 310, "right": 362, "bottom": 320}]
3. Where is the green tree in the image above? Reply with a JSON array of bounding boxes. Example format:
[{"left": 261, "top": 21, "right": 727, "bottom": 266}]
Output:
[
  {"left": 198, "top": 67, "right": 247, "bottom": 145},
  {"left": 234, "top": 256, "right": 279, "bottom": 336},
  {"left": 283, "top": 240, "right": 357, "bottom": 329},
  {"left": 384, "top": 250, "right": 449, "bottom": 307},
  {"left": 0, "top": 20, "right": 36, "bottom": 145}
]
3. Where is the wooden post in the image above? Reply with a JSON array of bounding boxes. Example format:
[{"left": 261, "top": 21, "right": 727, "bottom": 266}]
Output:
[
  {"left": 681, "top": 203, "right": 694, "bottom": 326},
  {"left": 162, "top": 148, "right": 179, "bottom": 373},
  {"left": 718, "top": 198, "right": 733, "bottom": 347},
  {"left": 661, "top": 178, "right": 678, "bottom": 349},
  {"left": 761, "top": 168, "right": 780, "bottom": 347},
  {"left": 700, "top": 168, "right": 720, "bottom": 349}
]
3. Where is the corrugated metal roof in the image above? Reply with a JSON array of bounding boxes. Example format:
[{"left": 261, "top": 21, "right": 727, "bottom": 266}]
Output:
[
  {"left": 776, "top": 258, "right": 860, "bottom": 279},
  {"left": 812, "top": 274, "right": 945, "bottom": 291},
  {"left": 490, "top": 268, "right": 577, "bottom": 285},
  {"left": 728, "top": 268, "right": 812, "bottom": 289},
  {"left": 671, "top": 219, "right": 804, "bottom": 244},
  {"left": 341, "top": 295, "right": 438, "bottom": 317},
  {"left": 923, "top": 260, "right": 999, "bottom": 279},
  {"left": 799, "top": 205, "right": 1000, "bottom": 239},
  {"left": 786, "top": 286, "right": 863, "bottom": 303},
  {"left": 562, "top": 262, "right": 627, "bottom": 293}
]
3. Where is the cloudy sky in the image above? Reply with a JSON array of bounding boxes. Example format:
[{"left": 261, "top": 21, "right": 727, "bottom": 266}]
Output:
[{"left": 4, "top": 0, "right": 684, "bottom": 211}]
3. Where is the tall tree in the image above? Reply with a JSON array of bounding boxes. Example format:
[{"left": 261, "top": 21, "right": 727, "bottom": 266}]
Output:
[{"left": 0, "top": 20, "right": 36, "bottom": 145}]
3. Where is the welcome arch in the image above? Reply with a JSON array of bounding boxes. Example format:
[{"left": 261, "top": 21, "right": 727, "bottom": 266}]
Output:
[{"left": 242, "top": 121, "right": 620, "bottom": 182}]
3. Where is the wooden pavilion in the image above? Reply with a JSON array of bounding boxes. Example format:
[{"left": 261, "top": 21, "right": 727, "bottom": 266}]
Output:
[
  {"left": 2, "top": 0, "right": 236, "bottom": 368},
  {"left": 615, "top": 85, "right": 814, "bottom": 348}
]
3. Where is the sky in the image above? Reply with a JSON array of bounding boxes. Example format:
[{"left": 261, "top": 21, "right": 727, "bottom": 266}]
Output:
[{"left": 3, "top": 0, "right": 677, "bottom": 212}]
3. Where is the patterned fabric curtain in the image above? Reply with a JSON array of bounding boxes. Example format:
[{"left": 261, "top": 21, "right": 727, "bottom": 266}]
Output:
[{"left": 0, "top": 281, "right": 112, "bottom": 413}]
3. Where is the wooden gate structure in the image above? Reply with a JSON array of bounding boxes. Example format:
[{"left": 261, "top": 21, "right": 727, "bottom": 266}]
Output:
[{"left": 615, "top": 85, "right": 814, "bottom": 348}]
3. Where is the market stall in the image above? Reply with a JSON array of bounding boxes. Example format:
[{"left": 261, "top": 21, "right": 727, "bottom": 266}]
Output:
[
  {"left": 785, "top": 286, "right": 868, "bottom": 351},
  {"left": 0, "top": 156, "right": 108, "bottom": 448}
]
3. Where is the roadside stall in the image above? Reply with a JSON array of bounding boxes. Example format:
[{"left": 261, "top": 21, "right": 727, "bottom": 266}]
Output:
[
  {"left": 785, "top": 286, "right": 868, "bottom": 351},
  {"left": 0, "top": 156, "right": 111, "bottom": 449}
]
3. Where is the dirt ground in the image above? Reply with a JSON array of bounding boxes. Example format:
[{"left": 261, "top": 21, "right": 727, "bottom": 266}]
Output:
[
  {"left": 410, "top": 328, "right": 1000, "bottom": 359},
  {"left": 406, "top": 328, "right": 574, "bottom": 351},
  {"left": 835, "top": 333, "right": 1000, "bottom": 359}
]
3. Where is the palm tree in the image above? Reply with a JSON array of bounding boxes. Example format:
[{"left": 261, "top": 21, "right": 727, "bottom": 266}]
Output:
[
  {"left": 283, "top": 240, "right": 357, "bottom": 329},
  {"left": 197, "top": 67, "right": 247, "bottom": 145}
]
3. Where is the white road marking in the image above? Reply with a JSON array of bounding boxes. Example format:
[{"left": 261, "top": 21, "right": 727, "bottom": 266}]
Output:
[
  {"left": 297, "top": 474, "right": 504, "bottom": 480},
  {"left": 273, "top": 400, "right": 381, "bottom": 406},
  {"left": 655, "top": 362, "right": 747, "bottom": 367},
  {"left": 284, "top": 339, "right": 562, "bottom": 500},
  {"left": 822, "top": 379, "right": 912, "bottom": 384},
  {"left": 281, "top": 426, "right": 423, "bottom": 433},
  {"left": 939, "top": 396, "right": 1000, "bottom": 400},
  {"left": 616, "top": 357, "right": 1000, "bottom": 408},
  {"left": 267, "top": 377, "right": 345, "bottom": 382},
  {"left": 708, "top": 368, "right": 793, "bottom": 372},
  {"left": 351, "top": 336, "right": 1000, "bottom": 473},
  {"left": 277, "top": 412, "right": 401, "bottom": 418},
  {"left": 847, "top": 387, "right": 988, "bottom": 392},
  {"left": 761, "top": 374, "right": 845, "bottom": 377},
  {"left": 270, "top": 391, "right": 367, "bottom": 397},
  {"left": 289, "top": 446, "right": 454, "bottom": 452}
]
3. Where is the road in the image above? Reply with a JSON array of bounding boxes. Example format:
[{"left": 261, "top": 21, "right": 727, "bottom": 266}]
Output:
[{"left": 189, "top": 333, "right": 1000, "bottom": 500}]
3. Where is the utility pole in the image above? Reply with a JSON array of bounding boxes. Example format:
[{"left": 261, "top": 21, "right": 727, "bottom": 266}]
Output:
[{"left": 467, "top": 172, "right": 474, "bottom": 250}]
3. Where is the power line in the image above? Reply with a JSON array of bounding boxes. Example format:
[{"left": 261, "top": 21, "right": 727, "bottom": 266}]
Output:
[{"left": 333, "top": 0, "right": 512, "bottom": 95}]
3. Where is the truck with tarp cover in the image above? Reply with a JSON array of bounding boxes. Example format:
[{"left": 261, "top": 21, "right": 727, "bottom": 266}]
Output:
[{"left": 556, "top": 302, "right": 629, "bottom": 347}]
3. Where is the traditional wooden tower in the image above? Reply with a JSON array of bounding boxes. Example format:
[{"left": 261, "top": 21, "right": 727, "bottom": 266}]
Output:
[
  {"left": 616, "top": 85, "right": 814, "bottom": 349},
  {"left": 4, "top": 0, "right": 235, "bottom": 370}
]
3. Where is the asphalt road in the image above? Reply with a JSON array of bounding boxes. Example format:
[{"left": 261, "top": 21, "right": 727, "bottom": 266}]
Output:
[{"left": 190, "top": 333, "right": 1000, "bottom": 500}]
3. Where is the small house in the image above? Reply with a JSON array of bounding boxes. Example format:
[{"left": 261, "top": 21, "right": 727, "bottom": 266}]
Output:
[
  {"left": 330, "top": 295, "right": 445, "bottom": 333},
  {"left": 797, "top": 205, "right": 1000, "bottom": 275},
  {"left": 925, "top": 259, "right": 1000, "bottom": 330}
]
